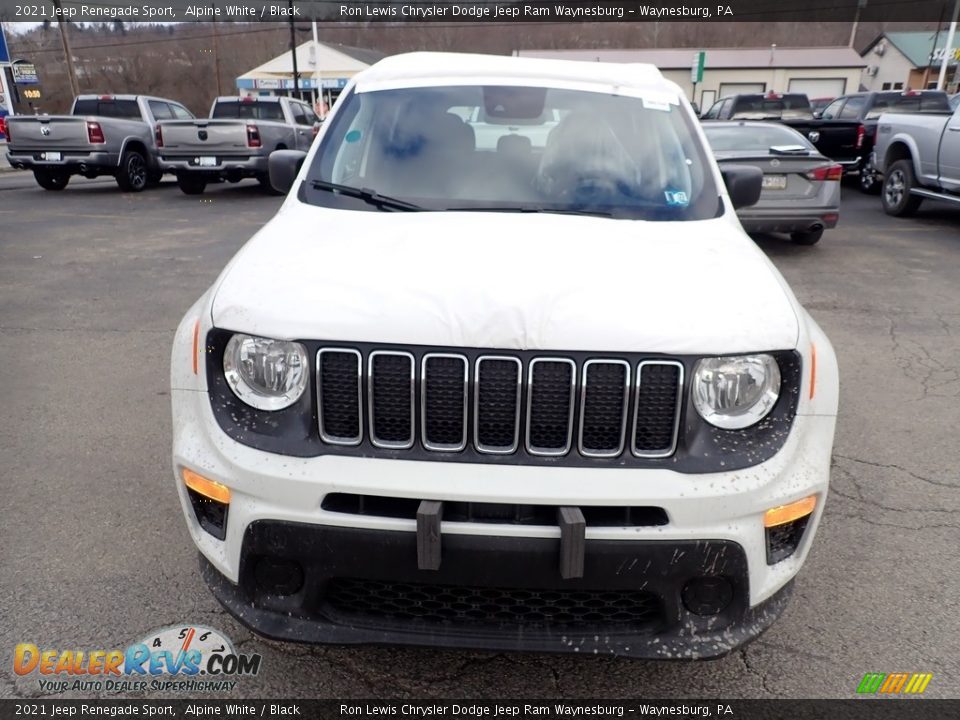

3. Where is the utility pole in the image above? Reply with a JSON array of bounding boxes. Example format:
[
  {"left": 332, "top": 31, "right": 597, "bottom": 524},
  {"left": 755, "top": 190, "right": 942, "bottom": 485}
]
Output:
[
  {"left": 937, "top": 0, "right": 960, "bottom": 91},
  {"left": 288, "top": 2, "right": 299, "bottom": 97},
  {"left": 211, "top": 10, "right": 223, "bottom": 96},
  {"left": 848, "top": 0, "right": 867, "bottom": 48},
  {"left": 52, "top": 0, "right": 79, "bottom": 97},
  {"left": 311, "top": 20, "right": 319, "bottom": 107}
]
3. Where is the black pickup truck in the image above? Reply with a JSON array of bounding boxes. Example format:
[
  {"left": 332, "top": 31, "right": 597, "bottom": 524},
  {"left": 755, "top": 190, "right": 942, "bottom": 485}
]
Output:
[{"left": 808, "top": 90, "right": 953, "bottom": 193}]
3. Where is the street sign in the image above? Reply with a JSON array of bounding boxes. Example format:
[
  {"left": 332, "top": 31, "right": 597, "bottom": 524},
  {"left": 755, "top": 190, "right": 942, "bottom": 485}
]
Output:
[
  {"left": 691, "top": 51, "right": 705, "bottom": 84},
  {"left": 12, "top": 62, "right": 39, "bottom": 85}
]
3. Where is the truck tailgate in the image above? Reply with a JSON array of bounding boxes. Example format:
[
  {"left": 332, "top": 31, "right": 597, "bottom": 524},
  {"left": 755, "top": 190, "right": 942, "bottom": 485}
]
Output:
[
  {"left": 7, "top": 116, "right": 92, "bottom": 151},
  {"left": 158, "top": 120, "right": 250, "bottom": 153}
]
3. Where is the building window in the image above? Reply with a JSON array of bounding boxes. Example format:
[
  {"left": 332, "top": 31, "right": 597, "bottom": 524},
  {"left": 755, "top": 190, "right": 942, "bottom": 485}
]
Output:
[
  {"left": 894, "top": 82, "right": 904, "bottom": 90},
  {"left": 881, "top": 82, "right": 892, "bottom": 90}
]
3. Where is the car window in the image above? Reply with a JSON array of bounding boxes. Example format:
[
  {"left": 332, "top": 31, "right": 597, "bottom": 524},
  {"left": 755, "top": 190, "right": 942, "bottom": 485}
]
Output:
[
  {"left": 721, "top": 99, "right": 734, "bottom": 118},
  {"left": 730, "top": 94, "right": 813, "bottom": 120},
  {"left": 703, "top": 101, "right": 723, "bottom": 119},
  {"left": 148, "top": 100, "right": 174, "bottom": 121},
  {"left": 73, "top": 98, "right": 142, "bottom": 119},
  {"left": 291, "top": 103, "right": 315, "bottom": 126},
  {"left": 170, "top": 104, "right": 194, "bottom": 120},
  {"left": 820, "top": 99, "right": 845, "bottom": 119},
  {"left": 308, "top": 84, "right": 719, "bottom": 222},
  {"left": 838, "top": 96, "right": 865, "bottom": 119},
  {"left": 302, "top": 105, "right": 320, "bottom": 125},
  {"left": 703, "top": 124, "right": 815, "bottom": 153},
  {"left": 212, "top": 100, "right": 285, "bottom": 120}
]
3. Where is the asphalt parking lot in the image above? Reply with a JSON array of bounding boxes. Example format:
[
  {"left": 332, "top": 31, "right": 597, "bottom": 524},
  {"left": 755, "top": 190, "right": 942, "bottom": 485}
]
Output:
[{"left": 1, "top": 172, "right": 959, "bottom": 700}]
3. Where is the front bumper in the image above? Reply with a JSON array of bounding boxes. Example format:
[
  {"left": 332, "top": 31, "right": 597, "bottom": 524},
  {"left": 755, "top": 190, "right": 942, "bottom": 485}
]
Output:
[{"left": 202, "top": 524, "right": 794, "bottom": 659}]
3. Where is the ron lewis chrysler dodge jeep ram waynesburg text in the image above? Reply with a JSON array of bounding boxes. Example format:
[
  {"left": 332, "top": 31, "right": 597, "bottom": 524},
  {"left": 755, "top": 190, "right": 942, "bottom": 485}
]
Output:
[{"left": 170, "top": 53, "right": 839, "bottom": 660}]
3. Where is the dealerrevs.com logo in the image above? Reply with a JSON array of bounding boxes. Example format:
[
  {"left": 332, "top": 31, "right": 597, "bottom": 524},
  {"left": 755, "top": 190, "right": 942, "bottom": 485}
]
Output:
[{"left": 13, "top": 625, "right": 262, "bottom": 694}]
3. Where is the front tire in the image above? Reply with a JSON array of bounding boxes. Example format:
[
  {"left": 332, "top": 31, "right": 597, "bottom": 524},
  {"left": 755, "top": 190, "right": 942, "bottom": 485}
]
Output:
[
  {"left": 33, "top": 168, "right": 70, "bottom": 191},
  {"left": 882, "top": 159, "right": 923, "bottom": 217},
  {"left": 177, "top": 175, "right": 207, "bottom": 195},
  {"left": 858, "top": 158, "right": 881, "bottom": 195},
  {"left": 791, "top": 228, "right": 824, "bottom": 246},
  {"left": 116, "top": 150, "right": 148, "bottom": 192}
]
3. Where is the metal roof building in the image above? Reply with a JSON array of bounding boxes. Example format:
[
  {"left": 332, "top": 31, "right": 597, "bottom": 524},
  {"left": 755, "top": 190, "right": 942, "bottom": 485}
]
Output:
[{"left": 860, "top": 31, "right": 960, "bottom": 92}]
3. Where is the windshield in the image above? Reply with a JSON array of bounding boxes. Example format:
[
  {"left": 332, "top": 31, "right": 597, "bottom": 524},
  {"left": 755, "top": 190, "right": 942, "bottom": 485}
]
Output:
[
  {"left": 704, "top": 124, "right": 814, "bottom": 153},
  {"left": 304, "top": 84, "right": 719, "bottom": 221}
]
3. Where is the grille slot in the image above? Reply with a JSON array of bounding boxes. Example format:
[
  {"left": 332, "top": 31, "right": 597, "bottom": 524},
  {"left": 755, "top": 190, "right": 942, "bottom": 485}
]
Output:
[
  {"left": 633, "top": 361, "right": 684, "bottom": 458},
  {"left": 316, "top": 349, "right": 362, "bottom": 445},
  {"left": 526, "top": 358, "right": 576, "bottom": 456},
  {"left": 368, "top": 351, "right": 415, "bottom": 449},
  {"left": 578, "top": 360, "right": 630, "bottom": 457},
  {"left": 421, "top": 354, "right": 468, "bottom": 452},
  {"left": 474, "top": 356, "right": 522, "bottom": 454},
  {"left": 324, "top": 577, "right": 663, "bottom": 630}
]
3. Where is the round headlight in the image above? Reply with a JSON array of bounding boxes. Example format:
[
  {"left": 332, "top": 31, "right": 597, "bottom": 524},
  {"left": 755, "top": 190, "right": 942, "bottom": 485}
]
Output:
[
  {"left": 692, "top": 354, "right": 781, "bottom": 430},
  {"left": 223, "top": 334, "right": 309, "bottom": 411}
]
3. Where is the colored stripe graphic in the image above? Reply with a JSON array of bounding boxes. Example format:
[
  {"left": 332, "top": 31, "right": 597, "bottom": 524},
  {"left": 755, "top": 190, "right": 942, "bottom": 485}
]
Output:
[{"left": 857, "top": 672, "right": 932, "bottom": 695}]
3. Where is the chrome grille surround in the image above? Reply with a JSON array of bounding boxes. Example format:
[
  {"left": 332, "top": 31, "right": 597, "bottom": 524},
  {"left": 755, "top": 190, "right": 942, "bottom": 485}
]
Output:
[
  {"left": 420, "top": 353, "right": 469, "bottom": 452},
  {"left": 631, "top": 360, "right": 685, "bottom": 459},
  {"left": 473, "top": 355, "right": 523, "bottom": 455},
  {"left": 578, "top": 359, "right": 631, "bottom": 458},
  {"left": 367, "top": 350, "right": 415, "bottom": 450},
  {"left": 316, "top": 348, "right": 363, "bottom": 446}
]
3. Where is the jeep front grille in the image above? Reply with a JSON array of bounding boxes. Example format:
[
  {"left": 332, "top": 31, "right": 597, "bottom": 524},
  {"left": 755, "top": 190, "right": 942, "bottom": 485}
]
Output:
[{"left": 316, "top": 347, "right": 683, "bottom": 461}]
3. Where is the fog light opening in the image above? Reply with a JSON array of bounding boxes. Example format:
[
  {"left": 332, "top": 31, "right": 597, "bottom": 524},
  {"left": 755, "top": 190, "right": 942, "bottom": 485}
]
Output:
[
  {"left": 766, "top": 515, "right": 812, "bottom": 565},
  {"left": 681, "top": 577, "right": 734, "bottom": 616},
  {"left": 254, "top": 558, "right": 304, "bottom": 597}
]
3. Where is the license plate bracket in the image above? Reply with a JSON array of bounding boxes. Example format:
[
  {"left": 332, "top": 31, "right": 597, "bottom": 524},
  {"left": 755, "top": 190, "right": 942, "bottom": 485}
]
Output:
[{"left": 762, "top": 174, "right": 787, "bottom": 190}]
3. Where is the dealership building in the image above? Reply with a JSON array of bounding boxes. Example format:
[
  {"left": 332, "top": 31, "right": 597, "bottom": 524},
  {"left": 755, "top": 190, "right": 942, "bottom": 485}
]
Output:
[
  {"left": 515, "top": 46, "right": 866, "bottom": 109},
  {"left": 859, "top": 31, "right": 960, "bottom": 93}
]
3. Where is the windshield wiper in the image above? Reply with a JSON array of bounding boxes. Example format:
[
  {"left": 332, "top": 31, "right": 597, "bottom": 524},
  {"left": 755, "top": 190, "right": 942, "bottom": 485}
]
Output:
[
  {"left": 309, "top": 179, "right": 423, "bottom": 211},
  {"left": 444, "top": 205, "right": 614, "bottom": 218}
]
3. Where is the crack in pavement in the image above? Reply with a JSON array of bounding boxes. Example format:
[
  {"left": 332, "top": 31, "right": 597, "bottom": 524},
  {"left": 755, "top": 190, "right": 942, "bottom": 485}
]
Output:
[
  {"left": 886, "top": 314, "right": 960, "bottom": 401},
  {"left": 738, "top": 647, "right": 776, "bottom": 697},
  {"left": 833, "top": 454, "right": 958, "bottom": 491},
  {"left": 830, "top": 465, "right": 958, "bottom": 517}
]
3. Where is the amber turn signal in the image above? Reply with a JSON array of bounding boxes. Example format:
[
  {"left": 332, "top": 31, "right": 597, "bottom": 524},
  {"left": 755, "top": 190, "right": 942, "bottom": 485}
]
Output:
[
  {"left": 764, "top": 495, "right": 816, "bottom": 528},
  {"left": 182, "top": 468, "right": 231, "bottom": 504}
]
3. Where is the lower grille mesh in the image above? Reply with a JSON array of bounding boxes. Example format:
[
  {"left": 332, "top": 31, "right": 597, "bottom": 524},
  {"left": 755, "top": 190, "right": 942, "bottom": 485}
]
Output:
[{"left": 324, "top": 577, "right": 662, "bottom": 629}]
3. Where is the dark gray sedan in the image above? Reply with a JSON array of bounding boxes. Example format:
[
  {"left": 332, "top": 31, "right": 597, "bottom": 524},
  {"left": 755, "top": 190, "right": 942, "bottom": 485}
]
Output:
[{"left": 703, "top": 121, "right": 841, "bottom": 245}]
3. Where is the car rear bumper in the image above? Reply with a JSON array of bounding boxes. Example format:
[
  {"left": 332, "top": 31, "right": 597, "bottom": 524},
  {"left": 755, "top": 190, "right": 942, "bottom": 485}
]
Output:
[
  {"left": 739, "top": 207, "right": 840, "bottom": 234},
  {"left": 200, "top": 525, "right": 795, "bottom": 660},
  {"left": 160, "top": 154, "right": 267, "bottom": 177},
  {"left": 6, "top": 150, "right": 119, "bottom": 172}
]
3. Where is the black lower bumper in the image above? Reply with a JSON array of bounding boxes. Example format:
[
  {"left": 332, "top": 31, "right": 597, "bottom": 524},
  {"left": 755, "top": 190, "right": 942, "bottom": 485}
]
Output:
[{"left": 201, "top": 522, "right": 793, "bottom": 660}]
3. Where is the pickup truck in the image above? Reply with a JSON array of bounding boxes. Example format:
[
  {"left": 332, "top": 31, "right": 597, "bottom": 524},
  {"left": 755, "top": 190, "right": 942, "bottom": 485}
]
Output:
[
  {"left": 156, "top": 96, "right": 320, "bottom": 195},
  {"left": 874, "top": 104, "right": 960, "bottom": 216},
  {"left": 5, "top": 94, "right": 193, "bottom": 192},
  {"left": 812, "top": 90, "right": 953, "bottom": 193}
]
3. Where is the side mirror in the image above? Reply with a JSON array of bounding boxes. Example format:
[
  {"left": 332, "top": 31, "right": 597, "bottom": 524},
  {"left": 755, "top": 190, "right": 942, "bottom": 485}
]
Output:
[
  {"left": 812, "top": 109, "right": 823, "bottom": 119},
  {"left": 721, "top": 165, "right": 763, "bottom": 209},
  {"left": 268, "top": 149, "right": 307, "bottom": 195}
]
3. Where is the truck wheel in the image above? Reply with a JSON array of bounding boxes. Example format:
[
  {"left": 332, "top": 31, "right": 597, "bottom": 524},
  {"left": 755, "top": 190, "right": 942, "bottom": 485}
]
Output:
[
  {"left": 177, "top": 175, "right": 207, "bottom": 195},
  {"left": 882, "top": 160, "right": 923, "bottom": 217},
  {"left": 257, "top": 173, "right": 282, "bottom": 196},
  {"left": 116, "top": 149, "right": 148, "bottom": 192},
  {"left": 858, "top": 159, "right": 881, "bottom": 195},
  {"left": 33, "top": 169, "right": 70, "bottom": 191},
  {"left": 791, "top": 228, "right": 824, "bottom": 246}
]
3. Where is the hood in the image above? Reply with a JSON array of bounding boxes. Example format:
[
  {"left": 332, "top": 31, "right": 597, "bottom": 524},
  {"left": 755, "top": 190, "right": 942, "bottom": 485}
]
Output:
[{"left": 211, "top": 203, "right": 800, "bottom": 355}]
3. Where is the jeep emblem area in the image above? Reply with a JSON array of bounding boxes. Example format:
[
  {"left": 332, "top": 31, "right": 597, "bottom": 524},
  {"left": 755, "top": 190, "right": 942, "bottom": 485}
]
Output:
[
  {"left": 41, "top": 126, "right": 51, "bottom": 136},
  {"left": 808, "top": 130, "right": 820, "bottom": 143}
]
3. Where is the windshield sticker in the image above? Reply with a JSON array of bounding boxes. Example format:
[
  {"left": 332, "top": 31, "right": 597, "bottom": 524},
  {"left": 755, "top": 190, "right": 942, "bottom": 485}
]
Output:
[
  {"left": 664, "top": 190, "right": 689, "bottom": 207},
  {"left": 345, "top": 129, "right": 362, "bottom": 143},
  {"left": 642, "top": 98, "right": 673, "bottom": 112}
]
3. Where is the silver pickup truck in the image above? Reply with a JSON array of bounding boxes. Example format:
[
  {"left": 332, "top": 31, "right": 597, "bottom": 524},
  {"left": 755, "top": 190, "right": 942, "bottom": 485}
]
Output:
[
  {"left": 156, "top": 96, "right": 320, "bottom": 195},
  {"left": 5, "top": 94, "right": 193, "bottom": 192},
  {"left": 875, "top": 105, "right": 960, "bottom": 216}
]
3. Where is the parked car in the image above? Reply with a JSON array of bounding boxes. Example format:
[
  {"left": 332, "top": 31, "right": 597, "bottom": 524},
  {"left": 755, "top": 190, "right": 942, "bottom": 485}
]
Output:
[
  {"left": 950, "top": 94, "right": 960, "bottom": 111},
  {"left": 813, "top": 90, "right": 953, "bottom": 194},
  {"left": 5, "top": 94, "right": 192, "bottom": 192},
  {"left": 874, "top": 103, "right": 960, "bottom": 216},
  {"left": 809, "top": 97, "right": 835, "bottom": 115},
  {"left": 156, "top": 96, "right": 320, "bottom": 195},
  {"left": 703, "top": 121, "right": 841, "bottom": 245},
  {"left": 171, "top": 52, "right": 839, "bottom": 660}
]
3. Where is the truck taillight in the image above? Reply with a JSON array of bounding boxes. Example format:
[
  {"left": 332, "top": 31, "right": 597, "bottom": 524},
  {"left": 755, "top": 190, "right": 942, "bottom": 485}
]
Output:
[
  {"left": 806, "top": 165, "right": 843, "bottom": 182},
  {"left": 246, "top": 124, "right": 261, "bottom": 148},
  {"left": 87, "top": 121, "right": 105, "bottom": 144},
  {"left": 855, "top": 124, "right": 865, "bottom": 150},
  {"left": 155, "top": 124, "right": 163, "bottom": 148}
]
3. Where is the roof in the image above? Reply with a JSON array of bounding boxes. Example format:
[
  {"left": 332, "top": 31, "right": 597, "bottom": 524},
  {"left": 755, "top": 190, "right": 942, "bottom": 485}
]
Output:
[
  {"left": 238, "top": 41, "right": 385, "bottom": 82},
  {"left": 354, "top": 52, "right": 674, "bottom": 95},
  {"left": 517, "top": 47, "right": 866, "bottom": 69},
  {"left": 863, "top": 31, "right": 960, "bottom": 68}
]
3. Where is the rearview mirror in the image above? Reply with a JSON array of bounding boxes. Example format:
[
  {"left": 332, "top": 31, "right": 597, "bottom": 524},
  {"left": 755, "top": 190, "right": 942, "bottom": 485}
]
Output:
[
  {"left": 268, "top": 149, "right": 307, "bottom": 195},
  {"left": 720, "top": 165, "right": 763, "bottom": 209}
]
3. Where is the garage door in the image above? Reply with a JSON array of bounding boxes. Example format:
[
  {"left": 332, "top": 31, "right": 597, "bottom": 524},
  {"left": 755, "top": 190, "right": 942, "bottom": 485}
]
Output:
[
  {"left": 719, "top": 83, "right": 765, "bottom": 96},
  {"left": 788, "top": 78, "right": 847, "bottom": 99}
]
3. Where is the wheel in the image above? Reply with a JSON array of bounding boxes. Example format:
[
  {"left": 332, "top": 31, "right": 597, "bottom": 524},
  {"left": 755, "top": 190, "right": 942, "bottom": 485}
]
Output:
[
  {"left": 257, "top": 173, "right": 282, "bottom": 196},
  {"left": 177, "top": 175, "right": 207, "bottom": 195},
  {"left": 858, "top": 158, "right": 881, "bottom": 195},
  {"left": 882, "top": 159, "right": 923, "bottom": 217},
  {"left": 791, "top": 228, "right": 824, "bottom": 246},
  {"left": 116, "top": 149, "right": 148, "bottom": 192},
  {"left": 33, "top": 168, "right": 70, "bottom": 191}
]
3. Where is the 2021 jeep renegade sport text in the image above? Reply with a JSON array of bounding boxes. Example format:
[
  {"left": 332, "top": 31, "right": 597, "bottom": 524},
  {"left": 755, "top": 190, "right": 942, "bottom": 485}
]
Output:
[{"left": 170, "top": 53, "right": 839, "bottom": 659}]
